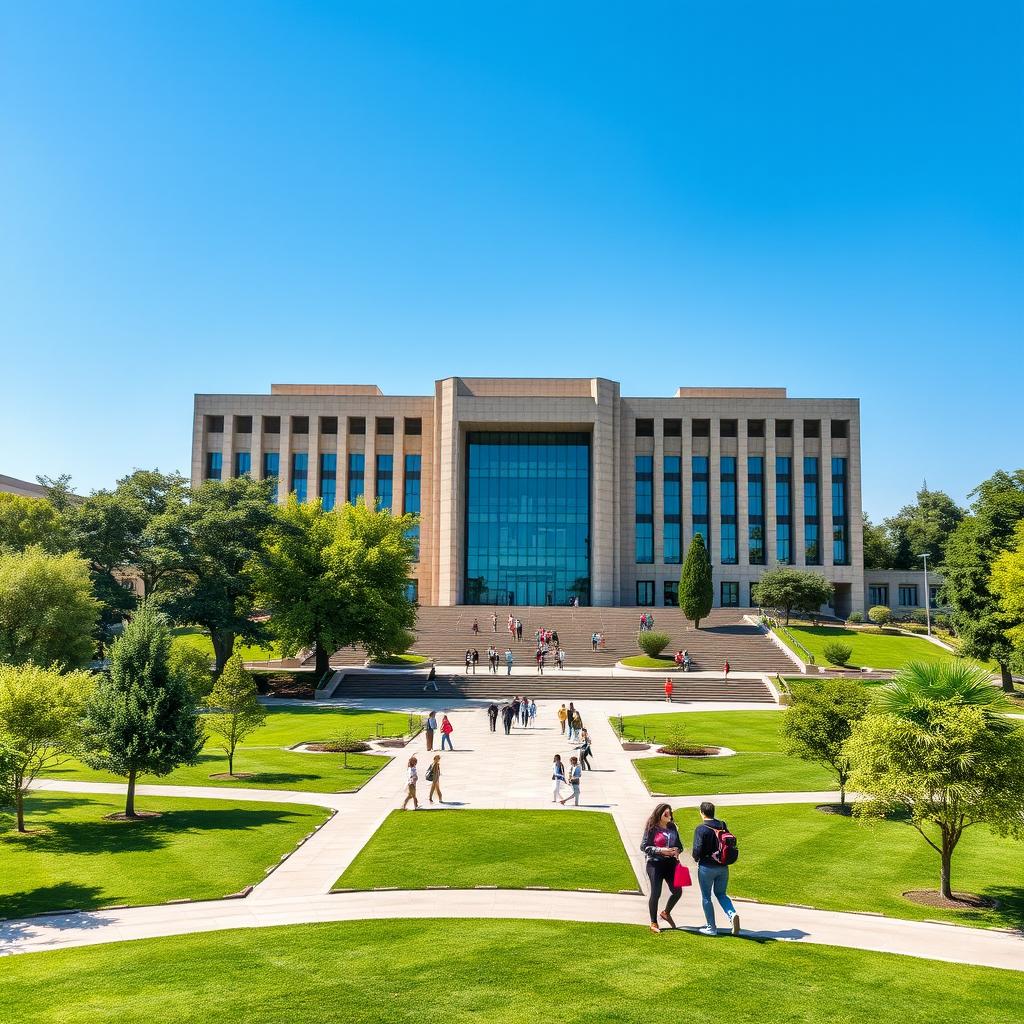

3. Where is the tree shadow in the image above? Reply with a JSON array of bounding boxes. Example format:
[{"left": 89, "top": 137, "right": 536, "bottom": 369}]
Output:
[
  {"left": 0, "top": 883, "right": 116, "bottom": 929},
  {"left": 226, "top": 771, "right": 322, "bottom": 786},
  {"left": 978, "top": 885, "right": 1024, "bottom": 932}
]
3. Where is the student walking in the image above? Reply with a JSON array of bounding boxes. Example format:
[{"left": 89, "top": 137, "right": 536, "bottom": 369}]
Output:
[
  {"left": 487, "top": 702, "right": 499, "bottom": 732},
  {"left": 472, "top": 618, "right": 479, "bottom": 635},
  {"left": 492, "top": 612, "right": 498, "bottom": 632},
  {"left": 505, "top": 648, "right": 514, "bottom": 675},
  {"left": 528, "top": 699, "right": 537, "bottom": 727},
  {"left": 723, "top": 660, "right": 731, "bottom": 682},
  {"left": 692, "top": 801, "right": 740, "bottom": 936},
  {"left": 516, "top": 618, "right": 523, "bottom": 641},
  {"left": 560, "top": 756, "right": 582, "bottom": 806},
  {"left": 440, "top": 714, "right": 455, "bottom": 751},
  {"left": 426, "top": 755, "right": 443, "bottom": 803},
  {"left": 569, "top": 709, "right": 583, "bottom": 742},
  {"left": 640, "top": 803, "right": 685, "bottom": 933},
  {"left": 566, "top": 703, "right": 577, "bottom": 741},
  {"left": 591, "top": 632, "right": 599, "bottom": 651},
  {"left": 577, "top": 728, "right": 593, "bottom": 770},
  {"left": 422, "top": 664, "right": 438, "bottom": 692},
  {"left": 501, "top": 703, "right": 514, "bottom": 735},
  {"left": 487, "top": 646, "right": 497, "bottom": 673},
  {"left": 551, "top": 754, "right": 567, "bottom": 802},
  {"left": 521, "top": 698, "right": 530, "bottom": 728},
  {"left": 465, "top": 649, "right": 472, "bottom": 673},
  {"left": 535, "top": 649, "right": 545, "bottom": 674},
  {"left": 401, "top": 756, "right": 419, "bottom": 810},
  {"left": 557, "top": 648, "right": 566, "bottom": 671},
  {"left": 424, "top": 711, "right": 437, "bottom": 751},
  {"left": 471, "top": 649, "right": 479, "bottom": 674},
  {"left": 664, "top": 678, "right": 673, "bottom": 703},
  {"left": 557, "top": 703, "right": 568, "bottom": 734}
]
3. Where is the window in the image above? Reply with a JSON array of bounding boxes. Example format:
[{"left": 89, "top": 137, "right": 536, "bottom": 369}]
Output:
[
  {"left": 291, "top": 453, "right": 308, "bottom": 502},
  {"left": 831, "top": 457, "right": 850, "bottom": 565},
  {"left": 319, "top": 416, "right": 338, "bottom": 434},
  {"left": 263, "top": 415, "right": 280, "bottom": 434},
  {"left": 375, "top": 454, "right": 393, "bottom": 511},
  {"left": 262, "top": 452, "right": 279, "bottom": 503},
  {"left": 319, "top": 454, "right": 337, "bottom": 511},
  {"left": 636, "top": 580, "right": 655, "bottom": 606},
  {"left": 775, "top": 419, "right": 792, "bottom": 439},
  {"left": 747, "top": 419, "right": 765, "bottom": 438},
  {"left": 803, "top": 419, "right": 820, "bottom": 439},
  {"left": 635, "top": 418, "right": 654, "bottom": 437},
  {"left": 376, "top": 417, "right": 394, "bottom": 435},
  {"left": 403, "top": 454, "right": 421, "bottom": 559},
  {"left": 291, "top": 416, "right": 309, "bottom": 434},
  {"left": 404, "top": 417, "right": 422, "bottom": 436},
  {"left": 720, "top": 456, "right": 737, "bottom": 564},
  {"left": 663, "top": 580, "right": 679, "bottom": 606},
  {"left": 868, "top": 585, "right": 889, "bottom": 607},
  {"left": 692, "top": 456, "right": 710, "bottom": 557},
  {"left": 635, "top": 456, "right": 654, "bottom": 563},
  {"left": 748, "top": 456, "right": 765, "bottom": 564},
  {"left": 720, "top": 581, "right": 739, "bottom": 607},
  {"left": 720, "top": 419, "right": 738, "bottom": 438},
  {"left": 898, "top": 585, "right": 919, "bottom": 607},
  {"left": 804, "top": 456, "right": 820, "bottom": 565},
  {"left": 663, "top": 418, "right": 682, "bottom": 438},
  {"left": 405, "top": 580, "right": 419, "bottom": 604},
  {"left": 692, "top": 419, "right": 710, "bottom": 438},
  {"left": 831, "top": 419, "right": 849, "bottom": 439},
  {"left": 749, "top": 582, "right": 760, "bottom": 608},
  {"left": 234, "top": 415, "right": 252, "bottom": 434},
  {"left": 348, "top": 416, "right": 366, "bottom": 435},
  {"left": 776, "top": 456, "right": 792, "bottom": 563},
  {"left": 347, "top": 453, "right": 365, "bottom": 504},
  {"left": 205, "top": 415, "right": 224, "bottom": 433},
  {"left": 663, "top": 456, "right": 681, "bottom": 564},
  {"left": 233, "top": 451, "right": 251, "bottom": 478},
  {"left": 929, "top": 585, "right": 940, "bottom": 608},
  {"left": 205, "top": 451, "right": 222, "bottom": 480}
]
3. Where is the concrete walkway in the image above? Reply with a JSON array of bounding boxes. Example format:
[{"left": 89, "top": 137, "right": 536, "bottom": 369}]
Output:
[{"left": 8, "top": 698, "right": 1023, "bottom": 971}]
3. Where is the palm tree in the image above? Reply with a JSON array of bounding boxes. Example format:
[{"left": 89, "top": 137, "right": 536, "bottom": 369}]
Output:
[{"left": 878, "top": 660, "right": 1012, "bottom": 731}]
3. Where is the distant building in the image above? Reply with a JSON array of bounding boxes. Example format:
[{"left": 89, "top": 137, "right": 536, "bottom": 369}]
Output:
[
  {"left": 0, "top": 474, "right": 49, "bottom": 499},
  {"left": 863, "top": 568, "right": 948, "bottom": 615}
]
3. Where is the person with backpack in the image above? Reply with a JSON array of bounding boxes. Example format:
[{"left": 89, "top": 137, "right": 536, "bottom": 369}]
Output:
[
  {"left": 426, "top": 754, "right": 443, "bottom": 803},
  {"left": 640, "top": 802, "right": 686, "bottom": 933},
  {"left": 692, "top": 800, "right": 740, "bottom": 936},
  {"left": 576, "top": 728, "right": 593, "bottom": 770},
  {"left": 440, "top": 714, "right": 455, "bottom": 751}
]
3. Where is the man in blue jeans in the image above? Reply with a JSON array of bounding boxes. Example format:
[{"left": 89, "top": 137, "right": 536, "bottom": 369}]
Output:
[{"left": 691, "top": 801, "right": 740, "bottom": 936}]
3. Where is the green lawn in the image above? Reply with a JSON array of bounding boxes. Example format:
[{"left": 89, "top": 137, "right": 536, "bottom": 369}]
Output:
[
  {"left": 170, "top": 626, "right": 282, "bottom": 663},
  {"left": 0, "top": 791, "right": 329, "bottom": 919},
  {"left": 616, "top": 710, "right": 785, "bottom": 749},
  {"left": 620, "top": 655, "right": 677, "bottom": 669},
  {"left": 42, "top": 706, "right": 410, "bottom": 793},
  {"left": 782, "top": 625, "right": 975, "bottom": 670},
  {"left": 1, "top": 920, "right": 1021, "bottom": 1023},
  {"left": 719, "top": 803, "right": 1024, "bottom": 930},
  {"left": 336, "top": 809, "right": 637, "bottom": 892}
]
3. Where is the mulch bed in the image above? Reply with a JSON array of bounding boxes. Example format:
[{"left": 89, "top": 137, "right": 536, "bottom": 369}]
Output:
[
  {"left": 902, "top": 890, "right": 997, "bottom": 911},
  {"left": 376, "top": 738, "right": 409, "bottom": 748},
  {"left": 656, "top": 745, "right": 721, "bottom": 757},
  {"left": 620, "top": 742, "right": 650, "bottom": 751},
  {"left": 304, "top": 743, "right": 371, "bottom": 754},
  {"left": 209, "top": 772, "right": 255, "bottom": 780},
  {"left": 103, "top": 811, "right": 163, "bottom": 822},
  {"left": 815, "top": 804, "right": 854, "bottom": 816}
]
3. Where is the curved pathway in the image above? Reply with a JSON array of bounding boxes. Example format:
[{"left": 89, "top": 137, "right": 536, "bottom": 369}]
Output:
[{"left": 7, "top": 698, "right": 1023, "bottom": 972}]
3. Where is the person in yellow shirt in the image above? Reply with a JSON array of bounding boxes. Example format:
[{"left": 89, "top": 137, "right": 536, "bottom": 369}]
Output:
[{"left": 557, "top": 703, "right": 568, "bottom": 735}]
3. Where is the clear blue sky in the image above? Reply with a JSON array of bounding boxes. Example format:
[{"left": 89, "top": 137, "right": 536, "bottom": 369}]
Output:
[{"left": 1, "top": 2, "right": 1021, "bottom": 519}]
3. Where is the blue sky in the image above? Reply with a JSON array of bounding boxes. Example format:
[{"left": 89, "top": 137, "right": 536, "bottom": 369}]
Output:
[{"left": 1, "top": 2, "right": 1020, "bottom": 519}]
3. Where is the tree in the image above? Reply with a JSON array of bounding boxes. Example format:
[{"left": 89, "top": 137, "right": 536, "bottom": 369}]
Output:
[
  {"left": 942, "top": 470, "right": 1024, "bottom": 693},
  {"left": 0, "top": 546, "right": 100, "bottom": 669},
  {"left": 169, "top": 643, "right": 214, "bottom": 700},
  {"left": 877, "top": 660, "right": 1014, "bottom": 730},
  {"left": 861, "top": 513, "right": 895, "bottom": 570},
  {"left": 203, "top": 654, "right": 266, "bottom": 777},
  {"left": 0, "top": 493, "right": 69, "bottom": 554},
  {"left": 751, "top": 566, "right": 834, "bottom": 626},
  {"left": 781, "top": 678, "right": 870, "bottom": 807},
  {"left": 883, "top": 486, "right": 965, "bottom": 570},
  {"left": 990, "top": 521, "right": 1024, "bottom": 655},
  {"left": 0, "top": 663, "right": 93, "bottom": 832},
  {"left": 155, "top": 476, "right": 278, "bottom": 674},
  {"left": 678, "top": 532, "right": 713, "bottom": 629},
  {"left": 328, "top": 730, "right": 371, "bottom": 768},
  {"left": 80, "top": 601, "right": 204, "bottom": 817},
  {"left": 35, "top": 474, "right": 77, "bottom": 515},
  {"left": 252, "top": 498, "right": 418, "bottom": 679},
  {"left": 846, "top": 703, "right": 1024, "bottom": 899}
]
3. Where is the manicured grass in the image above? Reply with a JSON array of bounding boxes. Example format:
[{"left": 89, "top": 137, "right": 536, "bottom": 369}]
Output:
[
  {"left": 616, "top": 710, "right": 785, "bottom": 749},
  {"left": 336, "top": 809, "right": 637, "bottom": 892},
  {"left": 782, "top": 625, "right": 974, "bottom": 670},
  {"left": 636, "top": 752, "right": 835, "bottom": 795},
  {"left": 719, "top": 803, "right": 1024, "bottom": 930},
  {"left": 620, "top": 655, "right": 677, "bottom": 669},
  {"left": 170, "top": 626, "right": 282, "bottom": 663},
  {"left": 2, "top": 920, "right": 1021, "bottom": 1023},
  {"left": 0, "top": 791, "right": 329, "bottom": 919}
]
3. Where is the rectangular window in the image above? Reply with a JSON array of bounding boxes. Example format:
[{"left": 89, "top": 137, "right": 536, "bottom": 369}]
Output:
[
  {"left": 720, "top": 581, "right": 739, "bottom": 607},
  {"left": 404, "top": 417, "right": 422, "bottom": 436},
  {"left": 403, "top": 454, "right": 421, "bottom": 559},
  {"left": 205, "top": 451, "right": 222, "bottom": 481},
  {"left": 775, "top": 419, "right": 793, "bottom": 438},
  {"left": 319, "top": 416, "right": 338, "bottom": 434},
  {"left": 748, "top": 456, "right": 765, "bottom": 565},
  {"left": 205, "top": 415, "right": 224, "bottom": 433},
  {"left": 747, "top": 419, "right": 765, "bottom": 438},
  {"left": 663, "top": 456, "right": 681, "bottom": 564},
  {"left": 663, "top": 418, "right": 682, "bottom": 438},
  {"left": 663, "top": 580, "right": 679, "bottom": 607},
  {"left": 319, "top": 453, "right": 337, "bottom": 511},
  {"left": 692, "top": 419, "right": 710, "bottom": 438},
  {"left": 929, "top": 585, "right": 940, "bottom": 608},
  {"left": 376, "top": 417, "right": 394, "bottom": 435},
  {"left": 776, "top": 456, "right": 792, "bottom": 563},
  {"left": 868, "top": 585, "right": 889, "bottom": 607},
  {"left": 720, "top": 419, "right": 738, "bottom": 438},
  {"left": 803, "top": 419, "right": 820, "bottom": 439},
  {"left": 405, "top": 579, "right": 419, "bottom": 604},
  {"left": 720, "top": 456, "right": 737, "bottom": 564},
  {"left": 347, "top": 453, "right": 365, "bottom": 504},
  {"left": 291, "top": 453, "right": 308, "bottom": 502},
  {"left": 692, "top": 456, "right": 710, "bottom": 556},
  {"left": 291, "top": 416, "right": 309, "bottom": 435},
  {"left": 375, "top": 454, "right": 393, "bottom": 511},
  {"left": 831, "top": 419, "right": 849, "bottom": 439},
  {"left": 804, "top": 456, "right": 821, "bottom": 564},
  {"left": 262, "top": 452, "right": 280, "bottom": 503},
  {"left": 635, "top": 418, "right": 654, "bottom": 437},
  {"left": 233, "top": 451, "right": 251, "bottom": 478},
  {"left": 234, "top": 415, "right": 252, "bottom": 434},
  {"left": 898, "top": 585, "right": 919, "bottom": 607},
  {"left": 635, "top": 455, "right": 654, "bottom": 563},
  {"left": 831, "top": 457, "right": 850, "bottom": 565},
  {"left": 263, "top": 415, "right": 280, "bottom": 434},
  {"left": 348, "top": 416, "right": 366, "bottom": 435},
  {"left": 749, "top": 581, "right": 760, "bottom": 608},
  {"left": 636, "top": 580, "right": 655, "bottom": 606}
]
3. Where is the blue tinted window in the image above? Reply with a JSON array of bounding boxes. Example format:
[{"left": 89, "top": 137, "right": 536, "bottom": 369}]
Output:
[
  {"left": 376, "top": 454, "right": 393, "bottom": 512},
  {"left": 404, "top": 454, "right": 422, "bottom": 560},
  {"left": 804, "top": 456, "right": 820, "bottom": 564},
  {"left": 233, "top": 451, "right": 251, "bottom": 478},
  {"left": 319, "top": 453, "right": 337, "bottom": 511},
  {"left": 748, "top": 456, "right": 765, "bottom": 565},
  {"left": 347, "top": 453, "right": 365, "bottom": 505},
  {"left": 291, "top": 453, "right": 308, "bottom": 503},
  {"left": 663, "top": 456, "right": 681, "bottom": 563},
  {"left": 205, "top": 451, "right": 222, "bottom": 481},
  {"left": 692, "top": 455, "right": 710, "bottom": 557},
  {"left": 720, "top": 457, "right": 737, "bottom": 564},
  {"left": 775, "top": 457, "right": 792, "bottom": 563},
  {"left": 831, "top": 457, "right": 849, "bottom": 564},
  {"left": 262, "top": 452, "right": 279, "bottom": 503},
  {"left": 635, "top": 456, "right": 653, "bottom": 563}
]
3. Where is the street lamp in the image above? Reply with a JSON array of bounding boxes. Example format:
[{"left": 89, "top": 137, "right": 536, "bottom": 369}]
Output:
[{"left": 918, "top": 553, "right": 931, "bottom": 636}]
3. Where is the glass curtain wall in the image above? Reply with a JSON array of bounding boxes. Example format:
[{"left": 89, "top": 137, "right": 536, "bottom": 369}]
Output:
[
  {"left": 776, "top": 457, "right": 792, "bottom": 564},
  {"left": 804, "top": 457, "right": 821, "bottom": 564},
  {"left": 291, "top": 453, "right": 308, "bottom": 503},
  {"left": 663, "top": 456, "right": 681, "bottom": 563},
  {"left": 347, "top": 453, "right": 365, "bottom": 505},
  {"left": 375, "top": 454, "right": 393, "bottom": 512},
  {"left": 404, "top": 454, "right": 421, "bottom": 559},
  {"left": 262, "top": 452, "right": 279, "bottom": 503},
  {"left": 748, "top": 456, "right": 765, "bottom": 564},
  {"left": 720, "top": 457, "right": 737, "bottom": 564},
  {"left": 319, "top": 454, "right": 337, "bottom": 511},
  {"left": 832, "top": 457, "right": 849, "bottom": 565},
  {"left": 635, "top": 456, "right": 653, "bottom": 563},
  {"left": 692, "top": 456, "right": 710, "bottom": 554}
]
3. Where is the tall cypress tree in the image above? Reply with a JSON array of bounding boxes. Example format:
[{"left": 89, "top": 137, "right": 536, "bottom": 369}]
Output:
[
  {"left": 679, "top": 532, "right": 714, "bottom": 629},
  {"left": 81, "top": 601, "right": 204, "bottom": 817}
]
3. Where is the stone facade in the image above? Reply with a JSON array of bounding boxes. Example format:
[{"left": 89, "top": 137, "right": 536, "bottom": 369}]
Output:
[{"left": 192, "top": 378, "right": 865, "bottom": 612}]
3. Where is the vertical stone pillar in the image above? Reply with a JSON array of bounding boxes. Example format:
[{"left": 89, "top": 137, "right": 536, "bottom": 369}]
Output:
[{"left": 589, "top": 378, "right": 619, "bottom": 606}]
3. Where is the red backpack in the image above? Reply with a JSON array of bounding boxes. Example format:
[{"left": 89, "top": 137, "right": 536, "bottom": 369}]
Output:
[{"left": 709, "top": 824, "right": 739, "bottom": 865}]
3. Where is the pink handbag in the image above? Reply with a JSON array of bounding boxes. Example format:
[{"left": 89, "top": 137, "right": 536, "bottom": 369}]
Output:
[{"left": 673, "top": 862, "right": 692, "bottom": 888}]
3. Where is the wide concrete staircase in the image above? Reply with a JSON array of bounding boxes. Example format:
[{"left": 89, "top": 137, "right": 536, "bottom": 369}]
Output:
[{"left": 326, "top": 606, "right": 795, "bottom": 676}]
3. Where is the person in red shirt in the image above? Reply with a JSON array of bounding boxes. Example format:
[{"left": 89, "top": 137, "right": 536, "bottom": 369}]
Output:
[
  {"left": 723, "top": 660, "right": 731, "bottom": 681},
  {"left": 440, "top": 714, "right": 455, "bottom": 750},
  {"left": 664, "top": 678, "right": 673, "bottom": 703}
]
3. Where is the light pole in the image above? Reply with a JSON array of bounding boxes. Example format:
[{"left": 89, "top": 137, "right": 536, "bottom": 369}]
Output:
[{"left": 918, "top": 553, "right": 931, "bottom": 636}]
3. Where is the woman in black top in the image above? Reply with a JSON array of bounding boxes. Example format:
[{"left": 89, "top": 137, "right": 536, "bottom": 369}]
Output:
[{"left": 640, "top": 802, "right": 684, "bottom": 933}]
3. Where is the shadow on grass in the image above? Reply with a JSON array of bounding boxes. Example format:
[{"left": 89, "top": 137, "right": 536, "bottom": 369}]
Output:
[
  {"left": 978, "top": 886, "right": 1024, "bottom": 932},
  {"left": 0, "top": 883, "right": 117, "bottom": 929}
]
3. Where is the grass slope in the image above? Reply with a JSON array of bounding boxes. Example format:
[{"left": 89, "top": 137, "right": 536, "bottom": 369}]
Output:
[
  {"left": 170, "top": 626, "right": 281, "bottom": 663},
  {"left": 783, "top": 626, "right": 969, "bottom": 670},
  {"left": 0, "top": 791, "right": 329, "bottom": 919},
  {"left": 336, "top": 809, "right": 637, "bottom": 892},
  {"left": 1, "top": 920, "right": 1020, "bottom": 1023}
]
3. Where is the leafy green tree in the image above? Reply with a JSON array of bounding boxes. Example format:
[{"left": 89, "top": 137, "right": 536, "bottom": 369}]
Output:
[
  {"left": 751, "top": 566, "right": 834, "bottom": 626},
  {"left": 942, "top": 470, "right": 1024, "bottom": 692},
  {"left": 203, "top": 654, "right": 266, "bottom": 777},
  {"left": 328, "top": 729, "right": 371, "bottom": 768},
  {"left": 0, "top": 547, "right": 100, "bottom": 669},
  {"left": 0, "top": 663, "right": 93, "bottom": 831},
  {"left": 846, "top": 703, "right": 1024, "bottom": 899},
  {"left": 861, "top": 513, "right": 895, "bottom": 570},
  {"left": 990, "top": 521, "right": 1024, "bottom": 655},
  {"left": 253, "top": 497, "right": 418, "bottom": 679},
  {"left": 781, "top": 678, "right": 870, "bottom": 807},
  {"left": 883, "top": 486, "right": 965, "bottom": 570},
  {"left": 35, "top": 474, "right": 77, "bottom": 515},
  {"left": 80, "top": 602, "right": 204, "bottom": 817},
  {"left": 0, "top": 494, "right": 69, "bottom": 554},
  {"left": 678, "top": 532, "right": 713, "bottom": 629},
  {"left": 155, "top": 477, "right": 278, "bottom": 674},
  {"left": 877, "top": 661, "right": 1013, "bottom": 729},
  {"left": 169, "top": 643, "right": 214, "bottom": 700}
]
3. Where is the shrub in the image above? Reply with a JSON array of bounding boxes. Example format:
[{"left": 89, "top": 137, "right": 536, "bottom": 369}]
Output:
[
  {"left": 846, "top": 610, "right": 863, "bottom": 624},
  {"left": 908, "top": 608, "right": 930, "bottom": 626},
  {"left": 934, "top": 612, "right": 952, "bottom": 631},
  {"left": 823, "top": 641, "right": 853, "bottom": 666},
  {"left": 636, "top": 631, "right": 670, "bottom": 658},
  {"left": 868, "top": 605, "right": 892, "bottom": 628},
  {"left": 324, "top": 731, "right": 371, "bottom": 767}
]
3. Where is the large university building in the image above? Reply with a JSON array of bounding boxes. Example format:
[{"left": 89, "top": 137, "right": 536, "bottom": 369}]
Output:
[{"left": 192, "top": 378, "right": 864, "bottom": 615}]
